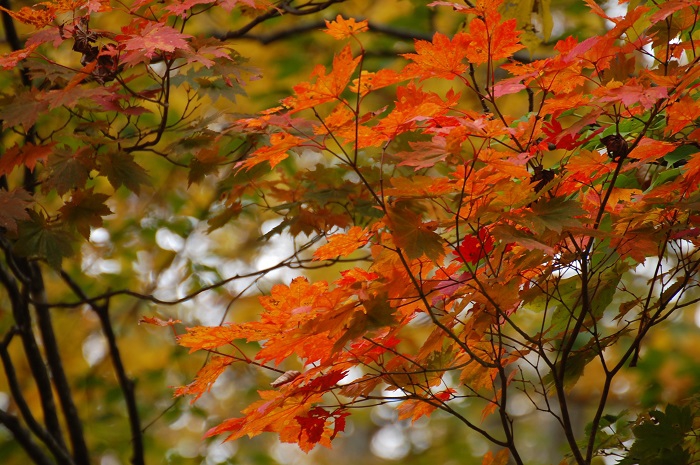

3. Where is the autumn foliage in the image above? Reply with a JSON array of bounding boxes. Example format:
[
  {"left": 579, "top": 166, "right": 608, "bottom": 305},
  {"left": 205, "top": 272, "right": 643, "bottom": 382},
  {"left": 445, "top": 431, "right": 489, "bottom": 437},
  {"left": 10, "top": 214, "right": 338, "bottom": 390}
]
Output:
[
  {"left": 3, "top": 0, "right": 700, "bottom": 464},
  {"left": 166, "top": 2, "right": 700, "bottom": 464}
]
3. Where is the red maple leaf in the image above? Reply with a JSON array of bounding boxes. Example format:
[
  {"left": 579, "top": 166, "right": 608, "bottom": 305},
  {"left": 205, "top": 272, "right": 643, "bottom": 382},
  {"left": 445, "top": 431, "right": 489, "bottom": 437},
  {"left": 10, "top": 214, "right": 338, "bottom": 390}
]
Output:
[
  {"left": 453, "top": 228, "right": 494, "bottom": 264},
  {"left": 120, "top": 21, "right": 193, "bottom": 61}
]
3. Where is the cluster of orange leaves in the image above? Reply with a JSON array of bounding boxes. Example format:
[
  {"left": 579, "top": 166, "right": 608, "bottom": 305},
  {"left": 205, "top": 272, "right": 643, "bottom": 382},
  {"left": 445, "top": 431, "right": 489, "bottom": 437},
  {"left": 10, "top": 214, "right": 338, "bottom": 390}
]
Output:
[{"left": 142, "top": 0, "right": 700, "bottom": 455}]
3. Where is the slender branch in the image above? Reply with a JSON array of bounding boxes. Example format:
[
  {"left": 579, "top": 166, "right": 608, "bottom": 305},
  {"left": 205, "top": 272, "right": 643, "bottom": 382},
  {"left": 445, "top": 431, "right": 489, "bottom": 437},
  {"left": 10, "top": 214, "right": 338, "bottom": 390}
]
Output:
[
  {"left": 59, "top": 271, "right": 145, "bottom": 465},
  {"left": 0, "top": 409, "right": 55, "bottom": 465},
  {"left": 45, "top": 254, "right": 366, "bottom": 309},
  {"left": 29, "top": 263, "right": 90, "bottom": 465},
  {"left": 0, "top": 329, "right": 75, "bottom": 465},
  {"left": 0, "top": 264, "right": 67, "bottom": 452}
]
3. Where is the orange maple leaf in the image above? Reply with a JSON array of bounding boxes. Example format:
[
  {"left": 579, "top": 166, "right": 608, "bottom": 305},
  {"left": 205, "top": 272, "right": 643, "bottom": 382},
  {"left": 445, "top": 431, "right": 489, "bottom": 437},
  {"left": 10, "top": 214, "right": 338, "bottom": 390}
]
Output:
[
  {"left": 313, "top": 226, "right": 370, "bottom": 260},
  {"left": 666, "top": 96, "right": 700, "bottom": 135},
  {"left": 245, "top": 277, "right": 349, "bottom": 364},
  {"left": 237, "top": 132, "right": 305, "bottom": 170},
  {"left": 402, "top": 32, "right": 470, "bottom": 80},
  {"left": 174, "top": 355, "right": 234, "bottom": 402},
  {"left": 397, "top": 399, "right": 437, "bottom": 423},
  {"left": 177, "top": 323, "right": 251, "bottom": 353},
  {"left": 139, "top": 316, "right": 182, "bottom": 327},
  {"left": 0, "top": 43, "right": 39, "bottom": 70},
  {"left": 463, "top": 17, "right": 523, "bottom": 65},
  {"left": 207, "top": 388, "right": 321, "bottom": 442},
  {"left": 374, "top": 82, "right": 460, "bottom": 139},
  {"left": 283, "top": 45, "right": 361, "bottom": 113},
  {"left": 324, "top": 15, "right": 368, "bottom": 40},
  {"left": 350, "top": 69, "right": 411, "bottom": 96},
  {"left": 313, "top": 104, "right": 379, "bottom": 148},
  {"left": 0, "top": 5, "right": 54, "bottom": 28},
  {"left": 0, "top": 142, "right": 55, "bottom": 176},
  {"left": 482, "top": 449, "right": 510, "bottom": 465},
  {"left": 625, "top": 138, "right": 676, "bottom": 165}
]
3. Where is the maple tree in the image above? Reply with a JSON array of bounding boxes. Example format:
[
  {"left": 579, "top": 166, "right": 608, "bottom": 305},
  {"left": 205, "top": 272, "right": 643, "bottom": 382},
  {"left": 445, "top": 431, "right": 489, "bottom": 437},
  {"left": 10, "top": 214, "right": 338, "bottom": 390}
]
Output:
[{"left": 3, "top": 0, "right": 700, "bottom": 464}]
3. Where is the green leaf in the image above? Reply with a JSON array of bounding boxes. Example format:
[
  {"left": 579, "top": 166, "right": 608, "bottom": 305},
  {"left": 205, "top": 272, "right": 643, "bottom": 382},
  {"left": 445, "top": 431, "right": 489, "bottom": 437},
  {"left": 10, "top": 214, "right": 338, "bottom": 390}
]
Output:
[
  {"left": 13, "top": 210, "right": 74, "bottom": 268},
  {"left": 99, "top": 152, "right": 151, "bottom": 194},
  {"left": 525, "top": 197, "right": 586, "bottom": 234},
  {"left": 620, "top": 405, "right": 693, "bottom": 465}
]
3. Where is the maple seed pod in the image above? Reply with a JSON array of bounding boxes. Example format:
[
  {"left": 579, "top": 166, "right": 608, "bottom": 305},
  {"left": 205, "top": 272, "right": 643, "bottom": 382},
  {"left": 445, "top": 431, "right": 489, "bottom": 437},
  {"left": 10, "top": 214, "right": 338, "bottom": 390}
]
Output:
[{"left": 270, "top": 370, "right": 301, "bottom": 388}]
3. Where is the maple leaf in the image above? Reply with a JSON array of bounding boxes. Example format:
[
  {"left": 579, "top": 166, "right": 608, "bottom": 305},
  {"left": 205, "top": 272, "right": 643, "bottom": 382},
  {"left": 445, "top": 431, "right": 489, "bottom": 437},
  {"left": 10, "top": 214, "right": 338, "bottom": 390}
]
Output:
[
  {"left": 0, "top": 189, "right": 32, "bottom": 235},
  {"left": 13, "top": 210, "right": 74, "bottom": 268},
  {"left": 482, "top": 449, "right": 510, "bottom": 465},
  {"left": 666, "top": 96, "right": 700, "bottom": 135},
  {"left": 525, "top": 198, "right": 586, "bottom": 234},
  {"left": 596, "top": 80, "right": 669, "bottom": 109},
  {"left": 283, "top": 45, "right": 361, "bottom": 113},
  {"left": 397, "top": 389, "right": 455, "bottom": 423},
  {"left": 58, "top": 188, "right": 113, "bottom": 239},
  {"left": 335, "top": 268, "right": 379, "bottom": 287},
  {"left": 138, "top": 316, "right": 182, "bottom": 326},
  {"left": 324, "top": 16, "right": 368, "bottom": 40},
  {"left": 313, "top": 226, "right": 370, "bottom": 260},
  {"left": 0, "top": 5, "right": 54, "bottom": 28},
  {"left": 98, "top": 152, "right": 151, "bottom": 194},
  {"left": 43, "top": 147, "right": 94, "bottom": 196},
  {"left": 237, "top": 132, "right": 305, "bottom": 170},
  {"left": 350, "top": 69, "right": 409, "bottom": 96},
  {"left": 252, "top": 278, "right": 346, "bottom": 364},
  {"left": 0, "top": 43, "right": 39, "bottom": 70},
  {"left": 453, "top": 228, "right": 495, "bottom": 265},
  {"left": 462, "top": 17, "right": 523, "bottom": 65},
  {"left": 0, "top": 89, "right": 50, "bottom": 130},
  {"left": 174, "top": 356, "right": 234, "bottom": 402},
  {"left": 82, "top": 0, "right": 112, "bottom": 13},
  {"left": 385, "top": 175, "right": 456, "bottom": 198},
  {"left": 188, "top": 146, "right": 227, "bottom": 186},
  {"left": 625, "top": 138, "right": 676, "bottom": 165},
  {"left": 294, "top": 407, "right": 348, "bottom": 450},
  {"left": 386, "top": 207, "right": 445, "bottom": 261},
  {"left": 165, "top": 0, "right": 215, "bottom": 17},
  {"left": 206, "top": 388, "right": 325, "bottom": 445},
  {"left": 402, "top": 32, "right": 470, "bottom": 80},
  {"left": 397, "top": 399, "right": 437, "bottom": 422},
  {"left": 121, "top": 21, "right": 193, "bottom": 60},
  {"left": 177, "top": 323, "right": 251, "bottom": 353},
  {"left": 0, "top": 142, "right": 55, "bottom": 177},
  {"left": 492, "top": 75, "right": 526, "bottom": 98},
  {"left": 374, "top": 82, "right": 460, "bottom": 139},
  {"left": 295, "top": 407, "right": 328, "bottom": 446}
]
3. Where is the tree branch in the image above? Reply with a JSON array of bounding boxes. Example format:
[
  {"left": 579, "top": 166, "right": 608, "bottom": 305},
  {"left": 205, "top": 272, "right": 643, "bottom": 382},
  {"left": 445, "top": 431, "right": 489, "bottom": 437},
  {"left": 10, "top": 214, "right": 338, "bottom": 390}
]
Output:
[
  {"left": 0, "top": 329, "right": 75, "bottom": 465},
  {"left": 0, "top": 263, "right": 68, "bottom": 454},
  {"left": 59, "top": 271, "right": 145, "bottom": 465},
  {"left": 28, "top": 263, "right": 90, "bottom": 465},
  {"left": 225, "top": 19, "right": 433, "bottom": 44},
  {"left": 0, "top": 409, "right": 54, "bottom": 465}
]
